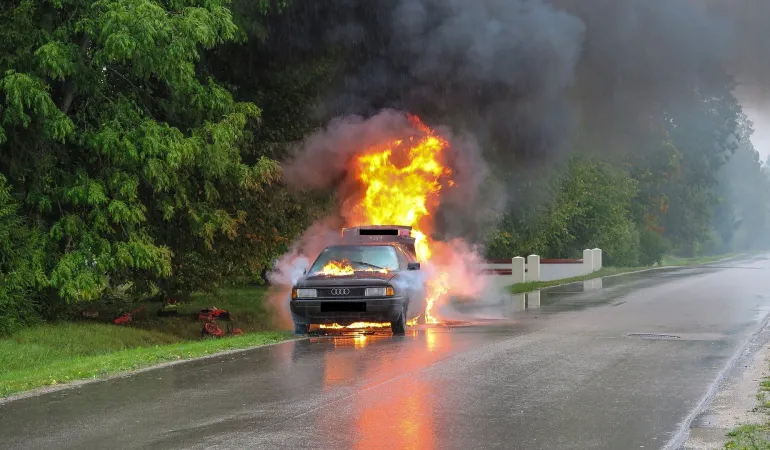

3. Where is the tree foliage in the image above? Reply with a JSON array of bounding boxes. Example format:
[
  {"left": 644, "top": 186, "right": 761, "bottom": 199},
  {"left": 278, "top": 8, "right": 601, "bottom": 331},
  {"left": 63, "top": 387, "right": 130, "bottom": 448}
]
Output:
[
  {"left": 0, "top": 175, "right": 46, "bottom": 334},
  {"left": 0, "top": 0, "right": 280, "bottom": 311},
  {"left": 486, "top": 158, "right": 642, "bottom": 266}
]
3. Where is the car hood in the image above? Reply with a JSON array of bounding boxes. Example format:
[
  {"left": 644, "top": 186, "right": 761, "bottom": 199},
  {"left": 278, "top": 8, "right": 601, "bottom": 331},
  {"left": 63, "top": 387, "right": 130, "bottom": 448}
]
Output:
[{"left": 295, "top": 271, "right": 397, "bottom": 287}]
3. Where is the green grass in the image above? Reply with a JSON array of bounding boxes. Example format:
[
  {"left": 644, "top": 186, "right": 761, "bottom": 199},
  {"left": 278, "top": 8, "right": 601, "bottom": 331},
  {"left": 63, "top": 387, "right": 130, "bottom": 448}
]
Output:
[
  {"left": 0, "top": 287, "right": 293, "bottom": 398},
  {"left": 723, "top": 359, "right": 770, "bottom": 448},
  {"left": 725, "top": 424, "right": 770, "bottom": 449}
]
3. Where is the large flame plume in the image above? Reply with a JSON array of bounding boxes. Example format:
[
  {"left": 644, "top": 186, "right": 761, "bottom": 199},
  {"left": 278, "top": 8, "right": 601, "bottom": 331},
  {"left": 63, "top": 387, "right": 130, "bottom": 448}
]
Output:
[
  {"left": 351, "top": 118, "right": 451, "bottom": 262},
  {"left": 346, "top": 115, "right": 453, "bottom": 324},
  {"left": 268, "top": 111, "right": 488, "bottom": 331}
]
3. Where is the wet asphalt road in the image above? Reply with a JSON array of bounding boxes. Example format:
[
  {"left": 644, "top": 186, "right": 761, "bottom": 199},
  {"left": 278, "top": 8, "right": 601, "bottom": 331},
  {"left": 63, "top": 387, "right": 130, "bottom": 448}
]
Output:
[{"left": 3, "top": 256, "right": 770, "bottom": 450}]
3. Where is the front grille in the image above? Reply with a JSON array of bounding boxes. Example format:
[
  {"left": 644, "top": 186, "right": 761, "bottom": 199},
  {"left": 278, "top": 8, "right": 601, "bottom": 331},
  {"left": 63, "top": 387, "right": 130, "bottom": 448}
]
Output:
[{"left": 317, "top": 287, "right": 366, "bottom": 298}]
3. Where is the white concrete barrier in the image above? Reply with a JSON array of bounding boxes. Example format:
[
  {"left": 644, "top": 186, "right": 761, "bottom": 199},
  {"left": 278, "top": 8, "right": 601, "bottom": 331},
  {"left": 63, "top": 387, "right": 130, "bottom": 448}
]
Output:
[
  {"left": 512, "top": 256, "right": 526, "bottom": 283},
  {"left": 592, "top": 248, "right": 602, "bottom": 271},
  {"left": 478, "top": 248, "right": 603, "bottom": 286},
  {"left": 583, "top": 249, "right": 594, "bottom": 273},
  {"left": 539, "top": 258, "right": 585, "bottom": 281}
]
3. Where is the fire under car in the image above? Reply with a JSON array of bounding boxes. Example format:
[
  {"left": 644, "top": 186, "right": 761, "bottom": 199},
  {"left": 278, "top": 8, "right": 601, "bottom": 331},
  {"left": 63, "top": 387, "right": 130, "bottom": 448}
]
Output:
[{"left": 290, "top": 225, "right": 426, "bottom": 335}]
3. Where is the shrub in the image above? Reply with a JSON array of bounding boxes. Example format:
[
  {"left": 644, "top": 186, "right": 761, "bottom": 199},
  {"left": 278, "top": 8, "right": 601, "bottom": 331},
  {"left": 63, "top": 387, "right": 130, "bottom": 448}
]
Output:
[{"left": 638, "top": 229, "right": 668, "bottom": 266}]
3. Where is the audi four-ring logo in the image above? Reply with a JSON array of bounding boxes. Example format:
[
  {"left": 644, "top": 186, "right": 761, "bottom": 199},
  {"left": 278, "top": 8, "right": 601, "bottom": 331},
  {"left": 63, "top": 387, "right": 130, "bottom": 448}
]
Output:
[{"left": 330, "top": 288, "right": 350, "bottom": 295}]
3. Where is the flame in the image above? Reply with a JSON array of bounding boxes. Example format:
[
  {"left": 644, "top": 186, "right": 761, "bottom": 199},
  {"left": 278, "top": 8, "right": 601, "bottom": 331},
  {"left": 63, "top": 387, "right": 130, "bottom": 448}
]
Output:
[
  {"left": 319, "top": 259, "right": 390, "bottom": 276},
  {"left": 319, "top": 322, "right": 390, "bottom": 329},
  {"left": 319, "top": 316, "right": 420, "bottom": 330},
  {"left": 424, "top": 273, "right": 449, "bottom": 324},
  {"left": 348, "top": 115, "right": 452, "bottom": 323},
  {"left": 320, "top": 259, "right": 355, "bottom": 276}
]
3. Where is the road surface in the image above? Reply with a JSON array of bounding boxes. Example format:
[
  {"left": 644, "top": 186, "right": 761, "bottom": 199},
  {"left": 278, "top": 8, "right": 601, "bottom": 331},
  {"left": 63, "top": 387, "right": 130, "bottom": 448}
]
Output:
[{"left": 2, "top": 256, "right": 770, "bottom": 450}]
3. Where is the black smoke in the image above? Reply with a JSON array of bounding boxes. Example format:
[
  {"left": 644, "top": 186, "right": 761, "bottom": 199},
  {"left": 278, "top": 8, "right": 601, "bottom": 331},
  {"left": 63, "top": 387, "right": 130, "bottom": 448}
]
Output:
[
  {"left": 322, "top": 0, "right": 585, "bottom": 168},
  {"left": 270, "top": 0, "right": 770, "bottom": 239}
]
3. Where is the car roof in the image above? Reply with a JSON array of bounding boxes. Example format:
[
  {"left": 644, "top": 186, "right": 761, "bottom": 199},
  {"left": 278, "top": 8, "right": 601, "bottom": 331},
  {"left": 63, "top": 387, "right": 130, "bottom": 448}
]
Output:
[
  {"left": 322, "top": 242, "right": 416, "bottom": 256},
  {"left": 323, "top": 243, "right": 401, "bottom": 248}
]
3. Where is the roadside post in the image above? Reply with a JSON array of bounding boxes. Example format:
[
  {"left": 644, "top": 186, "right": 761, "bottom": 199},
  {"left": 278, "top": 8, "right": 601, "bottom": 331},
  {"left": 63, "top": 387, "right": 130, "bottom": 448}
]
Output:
[
  {"left": 592, "top": 248, "right": 602, "bottom": 271},
  {"left": 583, "top": 249, "right": 594, "bottom": 274},
  {"left": 512, "top": 256, "right": 526, "bottom": 283}
]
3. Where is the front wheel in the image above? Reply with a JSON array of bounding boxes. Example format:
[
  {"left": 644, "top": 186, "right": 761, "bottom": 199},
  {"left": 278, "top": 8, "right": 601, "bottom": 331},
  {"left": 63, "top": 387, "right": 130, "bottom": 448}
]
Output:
[{"left": 391, "top": 306, "right": 407, "bottom": 335}]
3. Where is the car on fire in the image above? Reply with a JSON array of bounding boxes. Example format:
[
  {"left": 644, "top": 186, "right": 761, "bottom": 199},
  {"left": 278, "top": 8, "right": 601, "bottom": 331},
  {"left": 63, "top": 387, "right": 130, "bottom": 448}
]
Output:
[{"left": 290, "top": 225, "right": 426, "bottom": 335}]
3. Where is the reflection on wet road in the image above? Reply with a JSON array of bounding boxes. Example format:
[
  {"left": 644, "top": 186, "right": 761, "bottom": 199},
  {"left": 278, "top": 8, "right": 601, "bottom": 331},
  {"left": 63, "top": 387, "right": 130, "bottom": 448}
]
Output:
[
  {"left": 2, "top": 257, "right": 770, "bottom": 450},
  {"left": 314, "top": 330, "right": 445, "bottom": 450}
]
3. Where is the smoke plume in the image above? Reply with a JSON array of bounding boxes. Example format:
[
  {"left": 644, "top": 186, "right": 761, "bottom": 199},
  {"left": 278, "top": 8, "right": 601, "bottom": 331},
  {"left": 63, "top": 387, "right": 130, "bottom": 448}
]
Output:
[
  {"left": 269, "top": 110, "right": 493, "bottom": 323},
  {"left": 322, "top": 0, "right": 585, "bottom": 169},
  {"left": 298, "top": 0, "right": 770, "bottom": 167},
  {"left": 264, "top": 0, "right": 770, "bottom": 324},
  {"left": 265, "top": 217, "right": 344, "bottom": 326}
]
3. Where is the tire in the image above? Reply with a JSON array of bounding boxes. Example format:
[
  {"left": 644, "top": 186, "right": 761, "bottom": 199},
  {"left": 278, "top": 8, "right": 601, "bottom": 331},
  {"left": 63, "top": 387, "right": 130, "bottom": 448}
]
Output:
[{"left": 391, "top": 306, "right": 407, "bottom": 335}]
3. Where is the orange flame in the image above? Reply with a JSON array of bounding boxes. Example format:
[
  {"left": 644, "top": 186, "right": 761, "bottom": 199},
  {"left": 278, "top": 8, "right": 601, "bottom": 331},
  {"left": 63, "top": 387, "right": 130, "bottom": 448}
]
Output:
[
  {"left": 320, "top": 259, "right": 355, "bottom": 276},
  {"left": 348, "top": 115, "right": 452, "bottom": 323},
  {"left": 320, "top": 259, "right": 390, "bottom": 276},
  {"left": 424, "top": 272, "right": 449, "bottom": 324},
  {"left": 319, "top": 322, "right": 390, "bottom": 329},
  {"left": 319, "top": 316, "right": 420, "bottom": 330}
]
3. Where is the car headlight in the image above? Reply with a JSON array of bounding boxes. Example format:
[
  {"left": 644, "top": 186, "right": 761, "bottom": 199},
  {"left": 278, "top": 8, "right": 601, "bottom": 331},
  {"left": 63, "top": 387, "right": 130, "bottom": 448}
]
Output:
[
  {"left": 365, "top": 286, "right": 395, "bottom": 297},
  {"left": 292, "top": 288, "right": 317, "bottom": 299}
]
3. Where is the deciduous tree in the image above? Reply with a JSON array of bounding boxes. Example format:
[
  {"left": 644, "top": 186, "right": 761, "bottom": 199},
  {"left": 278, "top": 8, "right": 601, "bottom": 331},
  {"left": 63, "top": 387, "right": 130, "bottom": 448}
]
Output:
[{"left": 0, "top": 0, "right": 279, "bottom": 306}]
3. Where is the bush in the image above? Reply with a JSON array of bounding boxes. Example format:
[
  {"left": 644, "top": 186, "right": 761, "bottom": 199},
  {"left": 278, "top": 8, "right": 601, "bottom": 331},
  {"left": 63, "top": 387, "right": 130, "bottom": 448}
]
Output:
[
  {"left": 599, "top": 220, "right": 641, "bottom": 267},
  {"left": 638, "top": 229, "right": 668, "bottom": 266}
]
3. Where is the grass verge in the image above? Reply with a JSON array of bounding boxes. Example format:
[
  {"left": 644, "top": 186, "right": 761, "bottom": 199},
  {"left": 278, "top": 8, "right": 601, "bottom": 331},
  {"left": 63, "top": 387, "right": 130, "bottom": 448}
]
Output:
[
  {"left": 724, "top": 424, "right": 770, "bottom": 449},
  {"left": 131, "top": 287, "right": 279, "bottom": 339},
  {"left": 0, "top": 287, "right": 293, "bottom": 398},
  {"left": 724, "top": 377, "right": 770, "bottom": 449}
]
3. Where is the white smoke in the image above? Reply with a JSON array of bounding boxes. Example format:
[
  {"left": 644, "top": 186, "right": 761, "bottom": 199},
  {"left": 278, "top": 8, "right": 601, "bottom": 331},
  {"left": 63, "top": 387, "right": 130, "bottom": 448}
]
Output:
[{"left": 265, "top": 217, "right": 343, "bottom": 327}]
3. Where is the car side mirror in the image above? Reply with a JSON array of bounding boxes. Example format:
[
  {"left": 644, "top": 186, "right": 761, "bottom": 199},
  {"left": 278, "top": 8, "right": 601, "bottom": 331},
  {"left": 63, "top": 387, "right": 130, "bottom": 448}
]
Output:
[{"left": 407, "top": 262, "right": 420, "bottom": 271}]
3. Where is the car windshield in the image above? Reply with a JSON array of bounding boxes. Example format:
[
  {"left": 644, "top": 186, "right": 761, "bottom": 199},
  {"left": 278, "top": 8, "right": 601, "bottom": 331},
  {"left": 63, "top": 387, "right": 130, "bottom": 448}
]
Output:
[{"left": 309, "top": 245, "right": 399, "bottom": 273}]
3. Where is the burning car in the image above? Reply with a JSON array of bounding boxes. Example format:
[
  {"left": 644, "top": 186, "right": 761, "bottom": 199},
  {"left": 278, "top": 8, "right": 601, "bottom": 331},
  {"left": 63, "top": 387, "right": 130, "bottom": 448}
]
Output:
[{"left": 290, "top": 225, "right": 426, "bottom": 335}]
